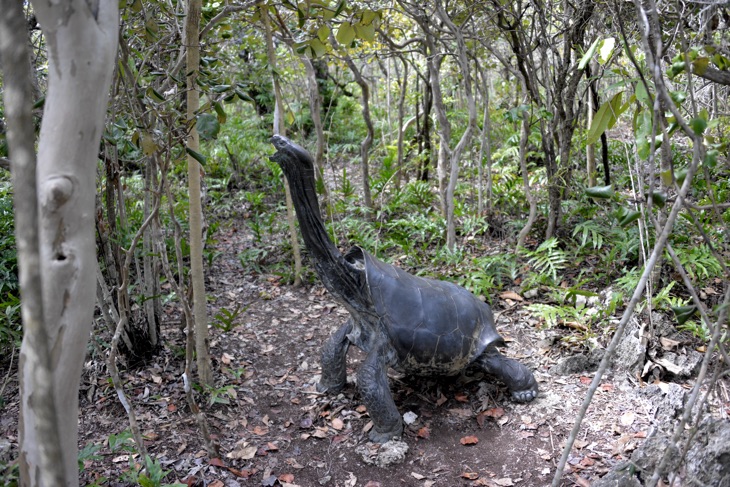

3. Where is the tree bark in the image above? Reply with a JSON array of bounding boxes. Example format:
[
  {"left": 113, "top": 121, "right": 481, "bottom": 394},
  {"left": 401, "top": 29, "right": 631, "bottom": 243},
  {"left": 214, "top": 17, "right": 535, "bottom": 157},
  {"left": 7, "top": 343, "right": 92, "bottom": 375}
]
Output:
[
  {"left": 263, "top": 4, "right": 303, "bottom": 286},
  {"left": 341, "top": 53, "right": 375, "bottom": 213},
  {"left": 0, "top": 3, "right": 65, "bottom": 486},
  {"left": 8, "top": 0, "right": 119, "bottom": 484},
  {"left": 186, "top": 0, "right": 213, "bottom": 385}
]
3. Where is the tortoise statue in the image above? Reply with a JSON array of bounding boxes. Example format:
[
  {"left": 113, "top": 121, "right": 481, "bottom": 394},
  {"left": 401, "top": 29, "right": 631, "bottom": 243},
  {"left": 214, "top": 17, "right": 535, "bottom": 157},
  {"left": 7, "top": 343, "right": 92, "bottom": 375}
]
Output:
[{"left": 269, "top": 135, "right": 538, "bottom": 443}]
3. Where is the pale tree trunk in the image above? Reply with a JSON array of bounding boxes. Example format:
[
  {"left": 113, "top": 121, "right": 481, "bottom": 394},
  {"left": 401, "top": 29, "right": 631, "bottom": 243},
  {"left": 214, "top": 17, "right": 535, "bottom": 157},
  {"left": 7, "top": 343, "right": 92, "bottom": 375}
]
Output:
[
  {"left": 3, "top": 0, "right": 119, "bottom": 485},
  {"left": 263, "top": 4, "right": 303, "bottom": 286},
  {"left": 0, "top": 4, "right": 64, "bottom": 486},
  {"left": 340, "top": 53, "right": 374, "bottom": 213},
  {"left": 395, "top": 57, "right": 408, "bottom": 190},
  {"left": 478, "top": 70, "right": 493, "bottom": 214},
  {"left": 186, "top": 0, "right": 213, "bottom": 385},
  {"left": 301, "top": 55, "right": 330, "bottom": 205},
  {"left": 433, "top": 0, "right": 478, "bottom": 250},
  {"left": 516, "top": 104, "right": 537, "bottom": 250}
]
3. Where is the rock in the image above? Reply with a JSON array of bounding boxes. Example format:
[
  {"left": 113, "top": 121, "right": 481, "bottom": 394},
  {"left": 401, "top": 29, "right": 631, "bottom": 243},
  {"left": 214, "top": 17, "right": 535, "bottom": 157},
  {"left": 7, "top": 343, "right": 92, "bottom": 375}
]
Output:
[
  {"left": 653, "top": 350, "right": 702, "bottom": 378},
  {"left": 594, "top": 418, "right": 730, "bottom": 486},
  {"left": 550, "top": 348, "right": 604, "bottom": 375},
  {"left": 640, "top": 382, "right": 688, "bottom": 421},
  {"left": 590, "top": 461, "right": 642, "bottom": 487},
  {"left": 685, "top": 418, "right": 730, "bottom": 486},
  {"left": 356, "top": 440, "right": 409, "bottom": 467},
  {"left": 403, "top": 411, "right": 418, "bottom": 425},
  {"left": 611, "top": 317, "right": 645, "bottom": 375}
]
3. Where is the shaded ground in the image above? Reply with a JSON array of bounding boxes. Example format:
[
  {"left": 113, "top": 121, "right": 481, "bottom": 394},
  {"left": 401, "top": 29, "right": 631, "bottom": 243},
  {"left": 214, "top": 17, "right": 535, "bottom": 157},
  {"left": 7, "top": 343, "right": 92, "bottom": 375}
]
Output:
[{"left": 1, "top": 214, "right": 727, "bottom": 487}]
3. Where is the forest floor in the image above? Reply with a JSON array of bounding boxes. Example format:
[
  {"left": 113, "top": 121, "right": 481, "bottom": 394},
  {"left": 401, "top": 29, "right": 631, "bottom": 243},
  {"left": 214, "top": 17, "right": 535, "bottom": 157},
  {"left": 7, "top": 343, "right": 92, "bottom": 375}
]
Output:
[{"left": 1, "top": 209, "right": 727, "bottom": 487}]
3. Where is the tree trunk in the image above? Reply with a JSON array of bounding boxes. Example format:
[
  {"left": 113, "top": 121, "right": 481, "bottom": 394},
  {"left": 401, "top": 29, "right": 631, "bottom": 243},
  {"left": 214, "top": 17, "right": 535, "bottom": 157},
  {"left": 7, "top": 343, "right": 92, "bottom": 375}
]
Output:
[
  {"left": 186, "top": 0, "right": 213, "bottom": 386},
  {"left": 263, "top": 4, "right": 303, "bottom": 286},
  {"left": 395, "top": 57, "right": 409, "bottom": 190},
  {"left": 516, "top": 106, "right": 537, "bottom": 250},
  {"left": 301, "top": 55, "right": 329, "bottom": 204},
  {"left": 7, "top": 0, "right": 119, "bottom": 484},
  {"left": 341, "top": 54, "right": 374, "bottom": 213}
]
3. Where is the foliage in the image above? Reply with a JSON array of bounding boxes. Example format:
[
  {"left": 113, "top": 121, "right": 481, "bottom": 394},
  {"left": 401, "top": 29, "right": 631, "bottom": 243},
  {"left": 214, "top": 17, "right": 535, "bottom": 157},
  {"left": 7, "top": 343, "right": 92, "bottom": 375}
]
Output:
[
  {"left": 523, "top": 238, "right": 568, "bottom": 285},
  {"left": 0, "top": 182, "right": 20, "bottom": 352}
]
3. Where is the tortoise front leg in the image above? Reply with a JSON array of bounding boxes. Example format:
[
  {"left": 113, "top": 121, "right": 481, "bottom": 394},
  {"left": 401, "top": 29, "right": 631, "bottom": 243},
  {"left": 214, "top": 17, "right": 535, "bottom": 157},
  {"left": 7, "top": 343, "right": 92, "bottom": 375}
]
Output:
[
  {"left": 358, "top": 342, "right": 402, "bottom": 443},
  {"left": 477, "top": 346, "right": 538, "bottom": 403},
  {"left": 316, "top": 319, "right": 353, "bottom": 394}
]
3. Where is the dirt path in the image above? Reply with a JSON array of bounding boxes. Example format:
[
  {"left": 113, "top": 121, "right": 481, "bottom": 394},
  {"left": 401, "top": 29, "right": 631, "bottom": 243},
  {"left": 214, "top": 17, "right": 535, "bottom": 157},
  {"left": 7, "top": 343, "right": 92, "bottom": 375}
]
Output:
[{"left": 0, "top": 220, "right": 708, "bottom": 487}]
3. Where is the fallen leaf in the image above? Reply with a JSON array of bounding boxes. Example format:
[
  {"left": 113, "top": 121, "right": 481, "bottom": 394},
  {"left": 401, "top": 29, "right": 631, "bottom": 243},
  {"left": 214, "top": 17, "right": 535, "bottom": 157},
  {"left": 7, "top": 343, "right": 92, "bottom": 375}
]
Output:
[
  {"left": 499, "top": 291, "right": 524, "bottom": 301},
  {"left": 455, "top": 392, "right": 469, "bottom": 403},
  {"left": 279, "top": 473, "right": 295, "bottom": 483},
  {"left": 356, "top": 405, "right": 368, "bottom": 413},
  {"left": 221, "top": 352, "right": 234, "bottom": 364},
  {"left": 300, "top": 417, "right": 313, "bottom": 429},
  {"left": 461, "top": 472, "right": 479, "bottom": 479},
  {"left": 460, "top": 435, "right": 479, "bottom": 445},
  {"left": 411, "top": 472, "right": 425, "bottom": 480},
  {"left": 331, "top": 418, "right": 344, "bottom": 430},
  {"left": 209, "top": 457, "right": 225, "bottom": 467},
  {"left": 227, "top": 446, "right": 257, "bottom": 460},
  {"left": 579, "top": 376, "right": 592, "bottom": 385},
  {"left": 262, "top": 475, "right": 278, "bottom": 487},
  {"left": 436, "top": 393, "right": 448, "bottom": 407},
  {"left": 449, "top": 408, "right": 472, "bottom": 418},
  {"left": 208, "top": 480, "right": 224, "bottom": 487},
  {"left": 252, "top": 425, "right": 269, "bottom": 435},
  {"left": 620, "top": 411, "right": 635, "bottom": 426},
  {"left": 495, "top": 478, "right": 515, "bottom": 486},
  {"left": 364, "top": 482, "right": 382, "bottom": 487},
  {"left": 167, "top": 403, "right": 177, "bottom": 412},
  {"left": 417, "top": 427, "right": 431, "bottom": 439}
]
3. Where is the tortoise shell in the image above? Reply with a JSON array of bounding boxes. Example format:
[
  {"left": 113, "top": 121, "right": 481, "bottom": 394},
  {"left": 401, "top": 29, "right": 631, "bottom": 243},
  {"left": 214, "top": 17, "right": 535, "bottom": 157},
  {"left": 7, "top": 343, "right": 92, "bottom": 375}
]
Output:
[{"left": 356, "top": 248, "right": 505, "bottom": 375}]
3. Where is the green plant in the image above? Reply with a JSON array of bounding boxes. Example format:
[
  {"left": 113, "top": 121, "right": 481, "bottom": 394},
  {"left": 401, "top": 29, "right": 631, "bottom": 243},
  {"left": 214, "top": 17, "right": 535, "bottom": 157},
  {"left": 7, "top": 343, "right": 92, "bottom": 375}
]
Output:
[
  {"left": 205, "top": 384, "right": 236, "bottom": 406},
  {"left": 121, "top": 455, "right": 184, "bottom": 487},
  {"left": 212, "top": 304, "right": 248, "bottom": 332},
  {"left": 526, "top": 303, "right": 583, "bottom": 328},
  {"left": 78, "top": 442, "right": 103, "bottom": 471},
  {"left": 524, "top": 238, "right": 568, "bottom": 284}
]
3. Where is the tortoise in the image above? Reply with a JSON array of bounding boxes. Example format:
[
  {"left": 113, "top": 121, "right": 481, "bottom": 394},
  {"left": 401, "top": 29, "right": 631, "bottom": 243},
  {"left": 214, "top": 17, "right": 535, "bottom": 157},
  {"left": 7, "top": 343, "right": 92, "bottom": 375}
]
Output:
[{"left": 270, "top": 135, "right": 538, "bottom": 443}]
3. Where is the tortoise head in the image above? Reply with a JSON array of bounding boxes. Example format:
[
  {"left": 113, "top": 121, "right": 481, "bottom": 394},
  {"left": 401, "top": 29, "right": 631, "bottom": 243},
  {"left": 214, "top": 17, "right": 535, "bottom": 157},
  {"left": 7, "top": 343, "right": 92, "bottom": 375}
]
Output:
[{"left": 270, "top": 135, "right": 315, "bottom": 172}]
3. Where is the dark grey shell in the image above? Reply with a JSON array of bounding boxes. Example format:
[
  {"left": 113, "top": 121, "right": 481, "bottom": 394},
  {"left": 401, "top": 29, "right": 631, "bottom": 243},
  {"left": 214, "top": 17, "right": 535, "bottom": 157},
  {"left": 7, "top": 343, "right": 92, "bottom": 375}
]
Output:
[{"left": 359, "top": 248, "right": 504, "bottom": 375}]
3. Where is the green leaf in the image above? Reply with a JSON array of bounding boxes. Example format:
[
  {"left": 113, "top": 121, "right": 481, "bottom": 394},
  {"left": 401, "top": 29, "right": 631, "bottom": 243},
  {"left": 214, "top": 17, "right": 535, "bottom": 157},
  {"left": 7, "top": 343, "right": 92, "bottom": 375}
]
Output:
[
  {"left": 585, "top": 184, "right": 614, "bottom": 199},
  {"left": 675, "top": 168, "right": 688, "bottom": 186},
  {"left": 616, "top": 207, "right": 641, "bottom": 227},
  {"left": 689, "top": 117, "right": 707, "bottom": 135},
  {"left": 336, "top": 21, "right": 355, "bottom": 45},
  {"left": 672, "top": 305, "right": 697, "bottom": 326},
  {"left": 213, "top": 101, "right": 227, "bottom": 124},
  {"left": 145, "top": 86, "right": 165, "bottom": 103},
  {"left": 586, "top": 92, "right": 623, "bottom": 145},
  {"left": 598, "top": 37, "right": 615, "bottom": 64},
  {"left": 650, "top": 191, "right": 667, "bottom": 208},
  {"left": 196, "top": 113, "right": 220, "bottom": 140},
  {"left": 635, "top": 82, "right": 651, "bottom": 107},
  {"left": 692, "top": 57, "right": 710, "bottom": 75},
  {"left": 309, "top": 38, "right": 326, "bottom": 57},
  {"left": 317, "top": 25, "right": 331, "bottom": 42},
  {"left": 354, "top": 21, "right": 375, "bottom": 42},
  {"left": 704, "top": 149, "right": 718, "bottom": 168},
  {"left": 579, "top": 38, "right": 601, "bottom": 70},
  {"left": 186, "top": 147, "right": 207, "bottom": 165}
]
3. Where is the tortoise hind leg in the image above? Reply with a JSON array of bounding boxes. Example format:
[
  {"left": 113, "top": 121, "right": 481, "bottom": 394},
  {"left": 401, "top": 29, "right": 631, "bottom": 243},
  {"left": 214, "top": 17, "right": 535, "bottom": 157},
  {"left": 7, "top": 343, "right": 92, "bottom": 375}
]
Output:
[
  {"left": 477, "top": 346, "right": 538, "bottom": 403},
  {"left": 358, "top": 342, "right": 403, "bottom": 443},
  {"left": 317, "top": 319, "right": 353, "bottom": 393}
]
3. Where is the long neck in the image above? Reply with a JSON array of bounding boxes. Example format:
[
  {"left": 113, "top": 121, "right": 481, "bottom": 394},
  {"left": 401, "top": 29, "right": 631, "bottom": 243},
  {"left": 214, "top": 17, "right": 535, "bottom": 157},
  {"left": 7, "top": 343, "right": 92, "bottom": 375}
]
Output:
[
  {"left": 280, "top": 161, "right": 366, "bottom": 310},
  {"left": 282, "top": 162, "right": 340, "bottom": 264}
]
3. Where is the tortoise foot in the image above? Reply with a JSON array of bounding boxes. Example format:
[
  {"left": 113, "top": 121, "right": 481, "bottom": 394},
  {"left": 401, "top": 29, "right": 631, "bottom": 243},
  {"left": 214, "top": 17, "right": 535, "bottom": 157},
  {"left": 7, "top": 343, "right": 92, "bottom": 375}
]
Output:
[
  {"left": 511, "top": 387, "right": 538, "bottom": 403},
  {"left": 368, "top": 423, "right": 403, "bottom": 443},
  {"left": 316, "top": 380, "right": 345, "bottom": 394}
]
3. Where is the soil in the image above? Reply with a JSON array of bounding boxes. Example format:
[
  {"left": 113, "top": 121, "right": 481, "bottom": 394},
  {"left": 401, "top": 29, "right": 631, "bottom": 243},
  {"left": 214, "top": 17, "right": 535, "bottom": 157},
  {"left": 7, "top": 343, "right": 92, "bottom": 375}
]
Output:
[{"left": 1, "top": 213, "right": 726, "bottom": 487}]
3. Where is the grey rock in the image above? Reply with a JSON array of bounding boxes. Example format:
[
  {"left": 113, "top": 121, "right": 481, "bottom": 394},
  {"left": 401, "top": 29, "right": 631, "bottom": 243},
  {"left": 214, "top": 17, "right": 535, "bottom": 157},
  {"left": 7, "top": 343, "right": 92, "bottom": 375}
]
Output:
[{"left": 550, "top": 348, "right": 604, "bottom": 375}]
